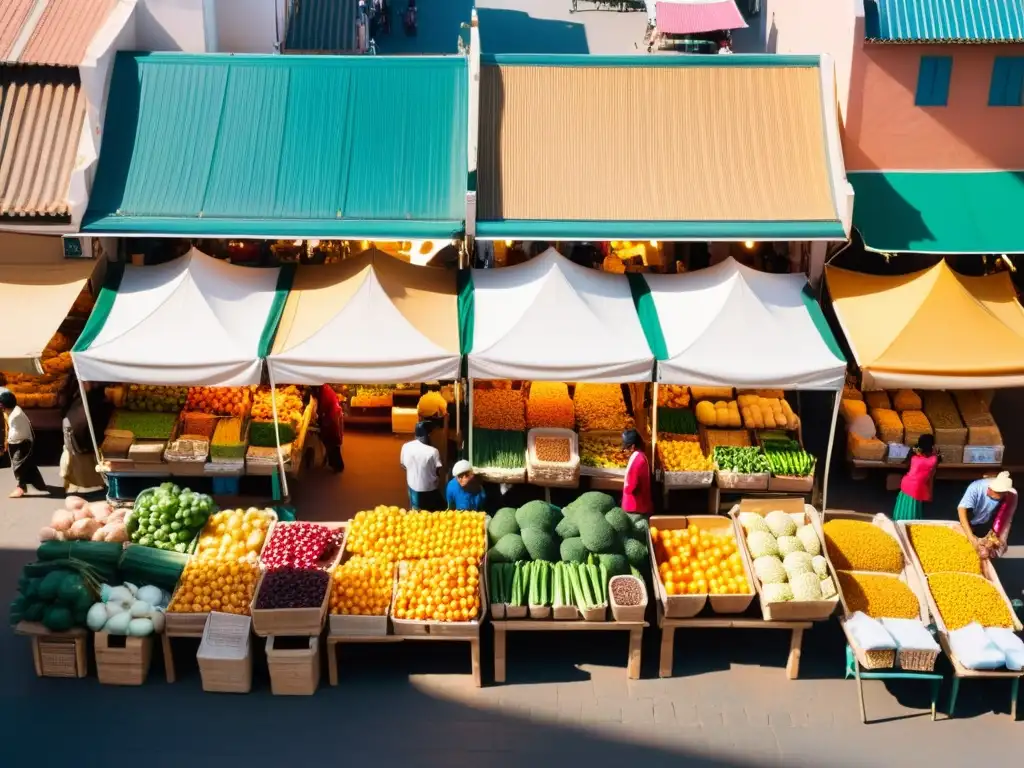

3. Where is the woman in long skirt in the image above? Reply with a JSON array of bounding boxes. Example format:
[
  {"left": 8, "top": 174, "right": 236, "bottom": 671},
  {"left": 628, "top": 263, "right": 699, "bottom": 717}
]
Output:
[
  {"left": 893, "top": 435, "right": 938, "bottom": 521},
  {"left": 1, "top": 389, "right": 47, "bottom": 498}
]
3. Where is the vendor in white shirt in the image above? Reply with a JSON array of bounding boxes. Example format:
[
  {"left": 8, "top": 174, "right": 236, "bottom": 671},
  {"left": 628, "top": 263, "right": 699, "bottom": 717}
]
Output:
[
  {"left": 400, "top": 422, "right": 443, "bottom": 510},
  {"left": 1, "top": 389, "right": 47, "bottom": 498}
]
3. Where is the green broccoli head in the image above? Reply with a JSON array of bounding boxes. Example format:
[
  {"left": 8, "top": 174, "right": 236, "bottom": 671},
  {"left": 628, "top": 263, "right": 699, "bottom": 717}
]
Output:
[
  {"left": 568, "top": 491, "right": 616, "bottom": 516},
  {"left": 488, "top": 507, "right": 520, "bottom": 546},
  {"left": 630, "top": 516, "right": 649, "bottom": 540},
  {"left": 598, "top": 553, "right": 630, "bottom": 578},
  {"left": 559, "top": 537, "right": 588, "bottom": 563},
  {"left": 514, "top": 500, "right": 563, "bottom": 533},
  {"left": 520, "top": 527, "right": 560, "bottom": 562},
  {"left": 487, "top": 545, "right": 508, "bottom": 563},
  {"left": 604, "top": 507, "right": 632, "bottom": 536},
  {"left": 493, "top": 533, "right": 528, "bottom": 563},
  {"left": 576, "top": 509, "right": 621, "bottom": 554},
  {"left": 623, "top": 537, "right": 649, "bottom": 568},
  {"left": 555, "top": 516, "right": 580, "bottom": 540}
]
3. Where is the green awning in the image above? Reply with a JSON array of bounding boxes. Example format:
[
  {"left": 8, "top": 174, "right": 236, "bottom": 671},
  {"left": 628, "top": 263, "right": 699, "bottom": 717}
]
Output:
[
  {"left": 849, "top": 171, "right": 1024, "bottom": 254},
  {"left": 83, "top": 53, "right": 467, "bottom": 238}
]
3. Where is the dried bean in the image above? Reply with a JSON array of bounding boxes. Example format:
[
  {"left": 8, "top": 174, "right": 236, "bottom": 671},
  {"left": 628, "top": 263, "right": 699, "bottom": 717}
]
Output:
[
  {"left": 255, "top": 568, "right": 329, "bottom": 609},
  {"left": 611, "top": 576, "right": 643, "bottom": 606}
]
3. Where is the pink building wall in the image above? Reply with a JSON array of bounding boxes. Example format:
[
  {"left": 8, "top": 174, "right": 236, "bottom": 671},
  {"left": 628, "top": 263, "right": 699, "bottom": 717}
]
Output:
[{"left": 766, "top": 0, "right": 1024, "bottom": 171}]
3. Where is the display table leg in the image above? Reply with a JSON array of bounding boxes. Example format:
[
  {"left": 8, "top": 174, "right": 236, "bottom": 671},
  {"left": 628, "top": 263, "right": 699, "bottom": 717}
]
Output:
[
  {"left": 30, "top": 638, "right": 42, "bottom": 677},
  {"left": 948, "top": 677, "right": 960, "bottom": 718},
  {"left": 162, "top": 633, "right": 176, "bottom": 683},
  {"left": 470, "top": 637, "right": 482, "bottom": 688},
  {"left": 659, "top": 625, "right": 675, "bottom": 678},
  {"left": 327, "top": 640, "right": 339, "bottom": 687},
  {"left": 493, "top": 627, "right": 506, "bottom": 683},
  {"left": 853, "top": 662, "right": 866, "bottom": 723},
  {"left": 627, "top": 627, "right": 642, "bottom": 680},
  {"left": 931, "top": 679, "right": 940, "bottom": 721},
  {"left": 707, "top": 487, "right": 720, "bottom": 515},
  {"left": 786, "top": 627, "right": 804, "bottom": 680},
  {"left": 1011, "top": 678, "right": 1019, "bottom": 720}
]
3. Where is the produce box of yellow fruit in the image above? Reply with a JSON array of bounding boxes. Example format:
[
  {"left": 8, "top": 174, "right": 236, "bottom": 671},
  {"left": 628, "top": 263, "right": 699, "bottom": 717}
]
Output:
[
  {"left": 695, "top": 399, "right": 742, "bottom": 428},
  {"left": 329, "top": 554, "right": 395, "bottom": 636},
  {"left": 579, "top": 432, "right": 631, "bottom": 478},
  {"left": 194, "top": 508, "right": 276, "bottom": 562},
  {"left": 649, "top": 516, "right": 754, "bottom": 618},
  {"left": 345, "top": 507, "right": 487, "bottom": 562},
  {"left": 167, "top": 558, "right": 261, "bottom": 622},
  {"left": 392, "top": 556, "right": 484, "bottom": 631},
  {"left": 657, "top": 438, "right": 714, "bottom": 488},
  {"left": 737, "top": 394, "right": 800, "bottom": 430}
]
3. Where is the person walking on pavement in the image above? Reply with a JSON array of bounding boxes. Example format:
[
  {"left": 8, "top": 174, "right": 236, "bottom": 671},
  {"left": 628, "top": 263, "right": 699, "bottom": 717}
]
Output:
[
  {"left": 1, "top": 388, "right": 47, "bottom": 498},
  {"left": 400, "top": 422, "right": 442, "bottom": 510},
  {"left": 318, "top": 384, "right": 345, "bottom": 472},
  {"left": 893, "top": 435, "right": 938, "bottom": 521}
]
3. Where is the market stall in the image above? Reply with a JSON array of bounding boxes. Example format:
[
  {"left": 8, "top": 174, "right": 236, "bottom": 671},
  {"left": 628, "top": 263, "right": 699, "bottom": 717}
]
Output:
[
  {"left": 826, "top": 261, "right": 1024, "bottom": 485},
  {"left": 460, "top": 248, "right": 655, "bottom": 490},
  {"left": 639, "top": 259, "right": 847, "bottom": 510}
]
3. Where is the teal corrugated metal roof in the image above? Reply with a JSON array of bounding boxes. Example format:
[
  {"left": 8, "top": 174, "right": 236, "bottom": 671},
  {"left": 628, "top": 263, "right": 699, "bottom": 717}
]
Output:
[
  {"left": 284, "top": 0, "right": 358, "bottom": 52},
  {"left": 84, "top": 53, "right": 468, "bottom": 237},
  {"left": 865, "top": 0, "right": 1024, "bottom": 42}
]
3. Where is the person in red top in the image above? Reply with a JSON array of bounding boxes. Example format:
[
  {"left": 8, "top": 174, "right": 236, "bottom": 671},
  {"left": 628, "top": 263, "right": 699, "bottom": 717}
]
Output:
[
  {"left": 318, "top": 385, "right": 344, "bottom": 473},
  {"left": 893, "top": 434, "right": 938, "bottom": 521},
  {"left": 621, "top": 429, "right": 653, "bottom": 514}
]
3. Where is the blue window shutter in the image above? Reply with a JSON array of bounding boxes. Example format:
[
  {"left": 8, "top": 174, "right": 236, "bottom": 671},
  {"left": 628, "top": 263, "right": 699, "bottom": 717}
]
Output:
[
  {"left": 916, "top": 56, "right": 952, "bottom": 107},
  {"left": 990, "top": 57, "right": 1024, "bottom": 107}
]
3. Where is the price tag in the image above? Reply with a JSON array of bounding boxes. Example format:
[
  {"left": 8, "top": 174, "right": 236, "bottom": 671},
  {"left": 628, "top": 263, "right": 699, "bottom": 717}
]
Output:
[
  {"left": 887, "top": 443, "right": 910, "bottom": 461},
  {"left": 963, "top": 445, "right": 1002, "bottom": 464}
]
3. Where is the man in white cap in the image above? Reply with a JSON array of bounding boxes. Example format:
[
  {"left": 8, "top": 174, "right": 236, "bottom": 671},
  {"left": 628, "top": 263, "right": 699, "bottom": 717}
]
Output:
[
  {"left": 957, "top": 471, "right": 1016, "bottom": 558},
  {"left": 446, "top": 459, "right": 487, "bottom": 512}
]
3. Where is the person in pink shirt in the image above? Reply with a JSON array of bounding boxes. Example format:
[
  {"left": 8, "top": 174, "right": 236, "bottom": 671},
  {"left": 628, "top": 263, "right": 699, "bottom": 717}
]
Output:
[
  {"left": 893, "top": 435, "right": 938, "bottom": 521},
  {"left": 621, "top": 430, "right": 653, "bottom": 515}
]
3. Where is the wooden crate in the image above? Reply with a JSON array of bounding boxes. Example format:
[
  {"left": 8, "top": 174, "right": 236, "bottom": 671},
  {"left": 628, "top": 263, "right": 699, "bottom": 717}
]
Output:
[
  {"left": 647, "top": 515, "right": 755, "bottom": 618},
  {"left": 729, "top": 498, "right": 839, "bottom": 622},
  {"left": 267, "top": 636, "right": 320, "bottom": 696},
  {"left": 95, "top": 632, "right": 153, "bottom": 686},
  {"left": 197, "top": 612, "right": 253, "bottom": 693},
  {"left": 390, "top": 557, "right": 488, "bottom": 636},
  {"left": 327, "top": 554, "right": 393, "bottom": 637},
  {"left": 14, "top": 623, "right": 88, "bottom": 678}
]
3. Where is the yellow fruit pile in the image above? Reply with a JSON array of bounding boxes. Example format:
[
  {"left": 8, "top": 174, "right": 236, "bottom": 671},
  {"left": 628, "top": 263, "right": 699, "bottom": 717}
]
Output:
[
  {"left": 167, "top": 559, "right": 260, "bottom": 615},
  {"left": 651, "top": 524, "right": 751, "bottom": 596},
  {"left": 836, "top": 572, "right": 919, "bottom": 619},
  {"left": 526, "top": 382, "right": 574, "bottom": 429},
  {"left": 473, "top": 387, "right": 526, "bottom": 431},
  {"left": 574, "top": 384, "right": 630, "bottom": 431},
  {"left": 580, "top": 434, "right": 630, "bottom": 469},
  {"left": 690, "top": 387, "right": 734, "bottom": 401},
  {"left": 658, "top": 439, "right": 713, "bottom": 472},
  {"left": 695, "top": 400, "right": 741, "bottom": 428},
  {"left": 737, "top": 395, "right": 799, "bottom": 430},
  {"left": 345, "top": 507, "right": 486, "bottom": 561},
  {"left": 195, "top": 508, "right": 274, "bottom": 562},
  {"left": 927, "top": 572, "right": 1014, "bottom": 630},
  {"left": 822, "top": 519, "right": 903, "bottom": 573},
  {"left": 186, "top": 387, "right": 249, "bottom": 417},
  {"left": 907, "top": 525, "right": 982, "bottom": 575},
  {"left": 657, "top": 385, "right": 690, "bottom": 408},
  {"left": 251, "top": 385, "right": 304, "bottom": 424},
  {"left": 393, "top": 557, "right": 481, "bottom": 622},
  {"left": 330, "top": 556, "right": 394, "bottom": 616}
]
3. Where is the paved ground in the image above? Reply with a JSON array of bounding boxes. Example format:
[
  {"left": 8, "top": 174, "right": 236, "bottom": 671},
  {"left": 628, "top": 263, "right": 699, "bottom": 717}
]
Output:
[{"left": 0, "top": 431, "right": 1020, "bottom": 766}]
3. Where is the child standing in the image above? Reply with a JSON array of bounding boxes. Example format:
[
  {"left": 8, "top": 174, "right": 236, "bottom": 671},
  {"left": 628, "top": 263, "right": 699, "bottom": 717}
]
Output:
[{"left": 893, "top": 435, "right": 938, "bottom": 521}]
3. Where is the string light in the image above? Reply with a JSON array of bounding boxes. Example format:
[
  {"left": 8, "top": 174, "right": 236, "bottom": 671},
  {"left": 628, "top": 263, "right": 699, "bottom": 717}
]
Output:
[
  {"left": 743, "top": 240, "right": 755, "bottom": 250},
  {"left": 649, "top": 241, "right": 659, "bottom": 247},
  {"left": 308, "top": 240, "right": 321, "bottom": 249},
  {"left": 504, "top": 240, "right": 513, "bottom": 247}
]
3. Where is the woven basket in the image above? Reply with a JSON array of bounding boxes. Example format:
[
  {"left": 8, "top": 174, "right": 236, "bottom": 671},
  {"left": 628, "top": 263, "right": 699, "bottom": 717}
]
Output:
[
  {"left": 898, "top": 648, "right": 939, "bottom": 672},
  {"left": 526, "top": 428, "right": 580, "bottom": 487},
  {"left": 860, "top": 648, "right": 896, "bottom": 670}
]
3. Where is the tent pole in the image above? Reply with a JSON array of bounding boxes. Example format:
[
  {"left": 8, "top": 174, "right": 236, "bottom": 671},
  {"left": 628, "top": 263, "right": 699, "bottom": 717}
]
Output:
[
  {"left": 71, "top": 357, "right": 102, "bottom": 463},
  {"left": 268, "top": 367, "right": 290, "bottom": 500},
  {"left": 652, "top": 382, "right": 659, "bottom": 466},
  {"left": 821, "top": 389, "right": 842, "bottom": 512},
  {"left": 454, "top": 380, "right": 461, "bottom": 452},
  {"left": 468, "top": 378, "right": 474, "bottom": 466}
]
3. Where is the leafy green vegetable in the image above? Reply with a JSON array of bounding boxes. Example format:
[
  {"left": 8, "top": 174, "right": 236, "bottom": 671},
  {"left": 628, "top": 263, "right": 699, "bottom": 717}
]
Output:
[
  {"left": 712, "top": 446, "right": 769, "bottom": 474},
  {"left": 472, "top": 429, "right": 526, "bottom": 470}
]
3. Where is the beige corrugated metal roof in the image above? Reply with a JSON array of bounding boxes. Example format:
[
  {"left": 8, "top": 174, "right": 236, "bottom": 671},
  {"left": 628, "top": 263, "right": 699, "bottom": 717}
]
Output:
[
  {"left": 478, "top": 63, "right": 838, "bottom": 224},
  {"left": 0, "top": 66, "right": 85, "bottom": 218},
  {"left": 2, "top": 0, "right": 116, "bottom": 67}
]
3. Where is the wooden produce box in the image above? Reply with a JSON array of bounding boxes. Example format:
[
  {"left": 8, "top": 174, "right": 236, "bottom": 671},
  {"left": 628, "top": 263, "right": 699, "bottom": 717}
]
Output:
[
  {"left": 647, "top": 515, "right": 755, "bottom": 618},
  {"left": 95, "top": 632, "right": 153, "bottom": 685},
  {"left": 391, "top": 556, "right": 488, "bottom": 637},
  {"left": 251, "top": 573, "right": 331, "bottom": 637},
  {"left": 128, "top": 440, "right": 167, "bottom": 464},
  {"left": 197, "top": 612, "right": 253, "bottom": 694},
  {"left": 266, "top": 636, "right": 320, "bottom": 696},
  {"left": 327, "top": 550, "right": 394, "bottom": 638},
  {"left": 715, "top": 470, "right": 769, "bottom": 491},
  {"left": 767, "top": 472, "right": 815, "bottom": 493},
  {"left": 729, "top": 498, "right": 839, "bottom": 622},
  {"left": 14, "top": 622, "right": 87, "bottom": 678}
]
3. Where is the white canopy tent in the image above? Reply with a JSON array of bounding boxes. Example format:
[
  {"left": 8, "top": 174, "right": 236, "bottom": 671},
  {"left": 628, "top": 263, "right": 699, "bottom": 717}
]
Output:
[
  {"left": 72, "top": 247, "right": 286, "bottom": 387},
  {"left": 464, "top": 248, "right": 654, "bottom": 383}
]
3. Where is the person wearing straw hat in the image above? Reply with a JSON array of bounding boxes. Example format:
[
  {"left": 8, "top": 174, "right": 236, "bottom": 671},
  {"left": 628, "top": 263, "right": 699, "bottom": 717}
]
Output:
[
  {"left": 446, "top": 459, "right": 487, "bottom": 512},
  {"left": 0, "top": 388, "right": 47, "bottom": 498},
  {"left": 957, "top": 471, "right": 1017, "bottom": 559}
]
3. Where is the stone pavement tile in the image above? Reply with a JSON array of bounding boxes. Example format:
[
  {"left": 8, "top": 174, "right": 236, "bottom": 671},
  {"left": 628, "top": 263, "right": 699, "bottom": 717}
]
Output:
[
  {"left": 580, "top": 696, "right": 623, "bottom": 723},
  {"left": 653, "top": 699, "right": 675, "bottom": 724},
  {"left": 555, "top": 697, "right": 583, "bottom": 725},
  {"left": 701, "top": 725, "right": 781, "bottom": 765},
  {"left": 673, "top": 701, "right": 701, "bottom": 726},
  {"left": 556, "top": 679, "right": 597, "bottom": 703},
  {"left": 620, "top": 698, "right": 655, "bottom": 725}
]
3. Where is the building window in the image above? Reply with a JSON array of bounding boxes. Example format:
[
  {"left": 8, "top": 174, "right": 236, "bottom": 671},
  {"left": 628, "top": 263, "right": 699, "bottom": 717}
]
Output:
[
  {"left": 915, "top": 56, "right": 952, "bottom": 107},
  {"left": 989, "top": 57, "right": 1024, "bottom": 106}
]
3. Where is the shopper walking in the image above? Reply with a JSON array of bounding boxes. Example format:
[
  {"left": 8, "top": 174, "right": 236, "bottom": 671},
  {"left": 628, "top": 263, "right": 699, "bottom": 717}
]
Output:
[
  {"left": 446, "top": 459, "right": 487, "bottom": 512},
  {"left": 893, "top": 435, "right": 938, "bottom": 521},
  {"left": 957, "top": 471, "right": 1016, "bottom": 559},
  {"left": 621, "top": 429, "right": 653, "bottom": 514},
  {"left": 1, "top": 389, "right": 47, "bottom": 498},
  {"left": 400, "top": 422, "right": 442, "bottom": 510},
  {"left": 318, "top": 384, "right": 345, "bottom": 472}
]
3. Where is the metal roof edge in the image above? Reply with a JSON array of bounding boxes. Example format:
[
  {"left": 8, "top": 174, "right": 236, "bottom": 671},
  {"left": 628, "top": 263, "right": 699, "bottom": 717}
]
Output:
[
  {"left": 114, "top": 50, "right": 468, "bottom": 67},
  {"left": 480, "top": 53, "right": 822, "bottom": 68},
  {"left": 475, "top": 220, "right": 846, "bottom": 241}
]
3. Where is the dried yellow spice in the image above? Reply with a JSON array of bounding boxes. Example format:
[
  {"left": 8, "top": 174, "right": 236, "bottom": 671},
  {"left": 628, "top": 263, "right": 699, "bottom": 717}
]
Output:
[
  {"left": 907, "top": 525, "right": 982, "bottom": 575},
  {"left": 526, "top": 382, "right": 574, "bottom": 430},
  {"left": 865, "top": 391, "right": 890, "bottom": 410},
  {"left": 871, "top": 408, "right": 904, "bottom": 444},
  {"left": 574, "top": 384, "right": 630, "bottom": 431},
  {"left": 837, "top": 571, "right": 920, "bottom": 619},
  {"left": 823, "top": 520, "right": 904, "bottom": 573},
  {"left": 927, "top": 572, "right": 1013, "bottom": 630},
  {"left": 473, "top": 388, "right": 526, "bottom": 431},
  {"left": 840, "top": 399, "right": 867, "bottom": 422},
  {"left": 890, "top": 389, "right": 921, "bottom": 412},
  {"left": 901, "top": 410, "right": 932, "bottom": 435}
]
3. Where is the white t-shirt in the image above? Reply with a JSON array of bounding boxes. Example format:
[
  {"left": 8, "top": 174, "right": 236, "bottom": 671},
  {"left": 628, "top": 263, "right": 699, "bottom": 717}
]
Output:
[
  {"left": 400, "top": 439, "right": 441, "bottom": 492},
  {"left": 6, "top": 406, "right": 33, "bottom": 443}
]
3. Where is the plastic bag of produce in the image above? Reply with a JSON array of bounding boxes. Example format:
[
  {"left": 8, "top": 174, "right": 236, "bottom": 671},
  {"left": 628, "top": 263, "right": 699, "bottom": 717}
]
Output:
[
  {"left": 879, "top": 618, "right": 939, "bottom": 652},
  {"left": 985, "top": 627, "right": 1024, "bottom": 671},
  {"left": 948, "top": 623, "right": 1006, "bottom": 670},
  {"left": 846, "top": 612, "right": 896, "bottom": 651}
]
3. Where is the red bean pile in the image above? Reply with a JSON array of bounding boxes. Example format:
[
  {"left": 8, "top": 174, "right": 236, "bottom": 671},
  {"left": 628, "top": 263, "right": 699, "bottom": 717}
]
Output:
[
  {"left": 255, "top": 568, "right": 330, "bottom": 609},
  {"left": 260, "top": 522, "right": 342, "bottom": 571},
  {"left": 610, "top": 577, "right": 644, "bottom": 606}
]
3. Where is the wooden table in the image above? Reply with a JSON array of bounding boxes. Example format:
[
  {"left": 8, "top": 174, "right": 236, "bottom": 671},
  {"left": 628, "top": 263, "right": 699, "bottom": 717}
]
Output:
[
  {"left": 326, "top": 630, "right": 482, "bottom": 688},
  {"left": 849, "top": 459, "right": 1016, "bottom": 490},
  {"left": 657, "top": 604, "right": 811, "bottom": 679},
  {"left": 844, "top": 644, "right": 943, "bottom": 724},
  {"left": 491, "top": 619, "right": 647, "bottom": 683},
  {"left": 939, "top": 636, "right": 1022, "bottom": 720}
]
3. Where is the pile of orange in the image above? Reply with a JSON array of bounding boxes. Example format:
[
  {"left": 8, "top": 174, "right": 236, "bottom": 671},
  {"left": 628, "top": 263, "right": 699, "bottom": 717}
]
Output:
[
  {"left": 330, "top": 556, "right": 394, "bottom": 616},
  {"left": 393, "top": 557, "right": 481, "bottom": 622},
  {"left": 251, "top": 385, "right": 304, "bottom": 423},
  {"left": 186, "top": 386, "right": 248, "bottom": 417},
  {"left": 346, "top": 507, "right": 486, "bottom": 561},
  {"left": 650, "top": 524, "right": 751, "bottom": 597},
  {"left": 346, "top": 506, "right": 406, "bottom": 559},
  {"left": 167, "top": 558, "right": 260, "bottom": 615}
]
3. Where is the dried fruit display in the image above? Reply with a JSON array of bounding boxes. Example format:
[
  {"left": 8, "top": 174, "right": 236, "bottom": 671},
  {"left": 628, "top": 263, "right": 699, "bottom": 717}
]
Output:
[
  {"left": 922, "top": 391, "right": 962, "bottom": 429},
  {"left": 907, "top": 525, "right": 982, "bottom": 575},
  {"left": 657, "top": 385, "right": 690, "bottom": 408},
  {"left": 251, "top": 385, "right": 304, "bottom": 424},
  {"left": 181, "top": 411, "right": 219, "bottom": 438},
  {"left": 2, "top": 372, "right": 66, "bottom": 408},
  {"left": 901, "top": 410, "right": 932, "bottom": 444},
  {"left": 526, "top": 382, "right": 574, "bottom": 429},
  {"left": 927, "top": 572, "right": 1013, "bottom": 629},
  {"left": 212, "top": 418, "right": 243, "bottom": 445},
  {"left": 254, "top": 568, "right": 330, "bottom": 609},
  {"left": 580, "top": 433, "right": 630, "bottom": 469},
  {"left": 836, "top": 571, "right": 919, "bottom": 619},
  {"left": 890, "top": 389, "right": 922, "bottom": 412},
  {"left": 574, "top": 384, "right": 630, "bottom": 431},
  {"left": 186, "top": 386, "right": 249, "bottom": 417},
  {"left": 870, "top": 408, "right": 904, "bottom": 444},
  {"left": 473, "top": 387, "right": 526, "bottom": 431},
  {"left": 864, "top": 391, "right": 890, "bottom": 411},
  {"left": 823, "top": 519, "right": 904, "bottom": 573},
  {"left": 535, "top": 437, "right": 570, "bottom": 463},
  {"left": 704, "top": 429, "right": 751, "bottom": 450},
  {"left": 331, "top": 556, "right": 394, "bottom": 616},
  {"left": 840, "top": 399, "right": 868, "bottom": 422}
]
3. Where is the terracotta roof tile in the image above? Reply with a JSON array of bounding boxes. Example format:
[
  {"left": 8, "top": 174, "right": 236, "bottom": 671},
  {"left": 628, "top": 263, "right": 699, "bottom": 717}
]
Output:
[
  {"left": 2, "top": 0, "right": 117, "bottom": 67},
  {"left": 0, "top": 0, "right": 35, "bottom": 61},
  {"left": 0, "top": 66, "right": 85, "bottom": 218}
]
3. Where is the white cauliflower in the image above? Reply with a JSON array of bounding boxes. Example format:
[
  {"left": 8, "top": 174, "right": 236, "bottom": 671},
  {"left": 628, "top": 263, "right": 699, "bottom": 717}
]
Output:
[
  {"left": 753, "top": 555, "right": 787, "bottom": 585},
  {"left": 765, "top": 510, "right": 797, "bottom": 538},
  {"left": 777, "top": 535, "right": 804, "bottom": 557},
  {"left": 811, "top": 555, "right": 829, "bottom": 578},
  {"left": 738, "top": 512, "right": 770, "bottom": 535},
  {"left": 763, "top": 583, "right": 794, "bottom": 603},
  {"left": 747, "top": 530, "right": 779, "bottom": 559},
  {"left": 796, "top": 525, "right": 821, "bottom": 556},
  {"left": 790, "top": 571, "right": 823, "bottom": 601}
]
